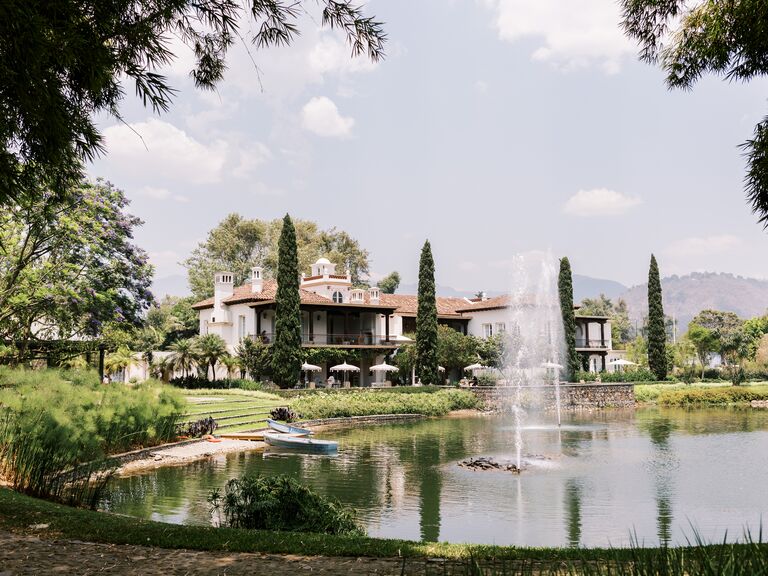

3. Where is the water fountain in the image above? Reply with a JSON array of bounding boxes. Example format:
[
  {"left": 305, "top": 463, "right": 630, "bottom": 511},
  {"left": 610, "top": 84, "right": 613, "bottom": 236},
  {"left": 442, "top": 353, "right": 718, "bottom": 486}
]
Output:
[{"left": 503, "top": 252, "right": 566, "bottom": 470}]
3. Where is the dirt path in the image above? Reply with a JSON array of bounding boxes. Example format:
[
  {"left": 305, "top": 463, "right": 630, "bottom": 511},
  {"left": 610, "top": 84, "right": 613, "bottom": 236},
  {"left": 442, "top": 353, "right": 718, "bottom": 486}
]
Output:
[
  {"left": 0, "top": 531, "right": 464, "bottom": 575},
  {"left": 118, "top": 438, "right": 264, "bottom": 475}
]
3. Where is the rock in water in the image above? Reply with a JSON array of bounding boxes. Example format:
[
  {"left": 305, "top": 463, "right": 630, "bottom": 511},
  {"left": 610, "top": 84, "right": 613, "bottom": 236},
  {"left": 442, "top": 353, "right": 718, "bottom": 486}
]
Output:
[{"left": 458, "top": 457, "right": 520, "bottom": 473}]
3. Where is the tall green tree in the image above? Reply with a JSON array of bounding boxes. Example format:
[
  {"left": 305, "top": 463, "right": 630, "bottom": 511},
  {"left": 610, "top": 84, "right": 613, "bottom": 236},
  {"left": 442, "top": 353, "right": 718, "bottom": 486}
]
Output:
[
  {"left": 558, "top": 257, "right": 579, "bottom": 381},
  {"left": 416, "top": 240, "right": 439, "bottom": 385},
  {"left": 647, "top": 254, "right": 667, "bottom": 380},
  {"left": 236, "top": 338, "right": 272, "bottom": 381},
  {"left": 0, "top": 177, "right": 153, "bottom": 361},
  {"left": 621, "top": 1, "right": 768, "bottom": 226},
  {"left": 436, "top": 325, "right": 478, "bottom": 377},
  {"left": 185, "top": 215, "right": 370, "bottom": 300},
  {"left": 1, "top": 2, "right": 385, "bottom": 204},
  {"left": 271, "top": 214, "right": 302, "bottom": 388},
  {"left": 378, "top": 271, "right": 401, "bottom": 294}
]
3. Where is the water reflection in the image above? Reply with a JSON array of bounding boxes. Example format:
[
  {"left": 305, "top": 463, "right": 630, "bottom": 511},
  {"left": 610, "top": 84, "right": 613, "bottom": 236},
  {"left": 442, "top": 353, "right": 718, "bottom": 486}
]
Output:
[
  {"left": 564, "top": 478, "right": 582, "bottom": 547},
  {"left": 103, "top": 408, "right": 768, "bottom": 547}
]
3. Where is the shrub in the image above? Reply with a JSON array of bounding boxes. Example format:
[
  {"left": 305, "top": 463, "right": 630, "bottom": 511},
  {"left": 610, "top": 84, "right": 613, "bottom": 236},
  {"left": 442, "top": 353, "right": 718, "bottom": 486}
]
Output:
[
  {"left": 209, "top": 475, "right": 362, "bottom": 536},
  {"left": 180, "top": 416, "right": 218, "bottom": 438},
  {"left": 576, "top": 369, "right": 661, "bottom": 383},
  {"left": 0, "top": 368, "right": 185, "bottom": 506},
  {"left": 291, "top": 389, "right": 477, "bottom": 420},
  {"left": 658, "top": 385, "right": 768, "bottom": 406},
  {"left": 170, "top": 376, "right": 272, "bottom": 391},
  {"left": 270, "top": 407, "right": 298, "bottom": 422}
]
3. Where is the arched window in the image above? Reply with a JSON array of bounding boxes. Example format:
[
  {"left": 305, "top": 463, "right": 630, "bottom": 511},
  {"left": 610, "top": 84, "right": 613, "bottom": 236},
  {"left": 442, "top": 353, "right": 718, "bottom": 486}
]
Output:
[{"left": 332, "top": 291, "right": 343, "bottom": 303}]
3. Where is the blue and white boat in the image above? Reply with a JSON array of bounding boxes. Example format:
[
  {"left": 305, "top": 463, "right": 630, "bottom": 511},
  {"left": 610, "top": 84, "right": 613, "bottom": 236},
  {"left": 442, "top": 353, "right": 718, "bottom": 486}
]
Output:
[
  {"left": 266, "top": 418, "right": 313, "bottom": 436},
  {"left": 263, "top": 432, "right": 338, "bottom": 453}
]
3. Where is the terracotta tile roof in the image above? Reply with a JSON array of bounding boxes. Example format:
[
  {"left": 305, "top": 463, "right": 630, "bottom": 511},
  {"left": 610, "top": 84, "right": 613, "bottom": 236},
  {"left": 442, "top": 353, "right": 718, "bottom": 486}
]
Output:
[
  {"left": 455, "top": 294, "right": 511, "bottom": 312},
  {"left": 192, "top": 280, "right": 333, "bottom": 309},
  {"left": 377, "top": 294, "right": 470, "bottom": 318}
]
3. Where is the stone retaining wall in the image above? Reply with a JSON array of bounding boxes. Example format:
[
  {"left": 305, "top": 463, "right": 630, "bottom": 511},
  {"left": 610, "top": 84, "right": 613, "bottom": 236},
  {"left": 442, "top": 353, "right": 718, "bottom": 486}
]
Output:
[
  {"left": 296, "top": 414, "right": 426, "bottom": 429},
  {"left": 469, "top": 383, "right": 635, "bottom": 411}
]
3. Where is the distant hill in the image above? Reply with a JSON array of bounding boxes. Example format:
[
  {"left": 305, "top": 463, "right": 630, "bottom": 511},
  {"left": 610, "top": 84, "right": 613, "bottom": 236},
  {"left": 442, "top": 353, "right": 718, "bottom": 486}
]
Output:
[
  {"left": 620, "top": 272, "right": 768, "bottom": 330},
  {"left": 572, "top": 274, "right": 627, "bottom": 302}
]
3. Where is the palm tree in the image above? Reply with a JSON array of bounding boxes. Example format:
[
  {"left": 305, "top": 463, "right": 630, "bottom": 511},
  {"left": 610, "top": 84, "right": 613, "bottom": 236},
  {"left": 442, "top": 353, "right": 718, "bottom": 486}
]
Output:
[
  {"left": 220, "top": 355, "right": 241, "bottom": 380},
  {"left": 150, "top": 356, "right": 173, "bottom": 382},
  {"left": 168, "top": 338, "right": 196, "bottom": 379},
  {"left": 193, "top": 334, "right": 229, "bottom": 381},
  {"left": 104, "top": 347, "right": 137, "bottom": 382}
]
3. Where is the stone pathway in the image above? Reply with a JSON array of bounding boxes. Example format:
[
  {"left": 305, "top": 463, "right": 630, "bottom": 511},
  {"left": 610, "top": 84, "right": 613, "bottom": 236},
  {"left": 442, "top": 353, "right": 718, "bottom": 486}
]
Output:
[{"left": 0, "top": 531, "right": 471, "bottom": 575}]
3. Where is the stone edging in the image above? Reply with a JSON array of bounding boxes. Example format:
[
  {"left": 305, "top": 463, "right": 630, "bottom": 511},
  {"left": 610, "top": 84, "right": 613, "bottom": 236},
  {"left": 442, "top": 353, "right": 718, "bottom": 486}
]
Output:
[{"left": 296, "top": 414, "right": 426, "bottom": 429}]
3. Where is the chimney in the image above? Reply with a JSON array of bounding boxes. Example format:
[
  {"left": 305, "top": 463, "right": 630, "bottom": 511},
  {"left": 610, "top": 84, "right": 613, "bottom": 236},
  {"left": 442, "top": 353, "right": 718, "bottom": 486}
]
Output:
[
  {"left": 214, "top": 272, "right": 234, "bottom": 315},
  {"left": 251, "top": 267, "right": 263, "bottom": 293},
  {"left": 369, "top": 287, "right": 380, "bottom": 304}
]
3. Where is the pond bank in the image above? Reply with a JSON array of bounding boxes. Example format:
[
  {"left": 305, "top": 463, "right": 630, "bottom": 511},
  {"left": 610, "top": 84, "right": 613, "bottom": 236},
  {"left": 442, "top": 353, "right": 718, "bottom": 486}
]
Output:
[{"left": 117, "top": 413, "right": 430, "bottom": 475}]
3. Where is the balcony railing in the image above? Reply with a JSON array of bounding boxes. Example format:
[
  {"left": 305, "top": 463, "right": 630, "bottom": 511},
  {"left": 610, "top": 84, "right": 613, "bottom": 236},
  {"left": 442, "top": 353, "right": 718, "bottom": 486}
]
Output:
[
  {"left": 252, "top": 333, "right": 395, "bottom": 346},
  {"left": 575, "top": 338, "right": 608, "bottom": 349}
]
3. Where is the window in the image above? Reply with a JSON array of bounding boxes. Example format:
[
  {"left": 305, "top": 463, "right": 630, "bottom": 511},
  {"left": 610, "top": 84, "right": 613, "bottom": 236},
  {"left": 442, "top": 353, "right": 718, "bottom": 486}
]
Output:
[
  {"left": 332, "top": 291, "right": 343, "bottom": 303},
  {"left": 495, "top": 322, "right": 506, "bottom": 334},
  {"left": 238, "top": 315, "right": 246, "bottom": 340},
  {"left": 483, "top": 323, "right": 493, "bottom": 338}
]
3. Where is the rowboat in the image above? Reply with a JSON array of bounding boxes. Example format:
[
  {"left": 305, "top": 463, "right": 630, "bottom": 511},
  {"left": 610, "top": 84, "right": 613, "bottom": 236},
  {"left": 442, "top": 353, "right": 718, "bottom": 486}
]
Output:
[
  {"left": 263, "top": 432, "right": 338, "bottom": 453},
  {"left": 266, "top": 419, "right": 313, "bottom": 436}
]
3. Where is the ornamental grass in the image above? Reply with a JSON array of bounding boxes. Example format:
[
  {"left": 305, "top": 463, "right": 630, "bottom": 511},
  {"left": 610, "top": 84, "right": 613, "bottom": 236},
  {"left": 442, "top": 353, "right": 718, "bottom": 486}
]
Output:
[{"left": 0, "top": 368, "right": 185, "bottom": 507}]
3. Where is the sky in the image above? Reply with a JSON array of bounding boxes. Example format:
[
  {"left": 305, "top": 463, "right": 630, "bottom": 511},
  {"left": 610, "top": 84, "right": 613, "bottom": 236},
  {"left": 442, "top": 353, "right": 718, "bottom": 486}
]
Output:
[{"left": 88, "top": 0, "right": 768, "bottom": 296}]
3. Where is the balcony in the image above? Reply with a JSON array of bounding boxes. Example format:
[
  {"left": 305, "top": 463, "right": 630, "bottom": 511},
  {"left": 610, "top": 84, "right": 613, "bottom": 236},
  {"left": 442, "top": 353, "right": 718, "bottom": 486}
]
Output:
[
  {"left": 253, "top": 333, "right": 396, "bottom": 347},
  {"left": 575, "top": 338, "right": 608, "bottom": 349}
]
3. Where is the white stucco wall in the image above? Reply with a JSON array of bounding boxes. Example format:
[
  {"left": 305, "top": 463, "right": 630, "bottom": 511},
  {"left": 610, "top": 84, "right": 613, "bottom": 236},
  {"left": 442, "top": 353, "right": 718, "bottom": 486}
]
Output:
[{"left": 465, "top": 308, "right": 510, "bottom": 338}]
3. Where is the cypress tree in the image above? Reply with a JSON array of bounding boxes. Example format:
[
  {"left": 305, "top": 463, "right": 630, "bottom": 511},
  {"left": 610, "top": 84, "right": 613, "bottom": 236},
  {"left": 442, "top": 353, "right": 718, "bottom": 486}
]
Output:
[
  {"left": 271, "top": 214, "right": 302, "bottom": 388},
  {"left": 416, "top": 240, "right": 439, "bottom": 385},
  {"left": 647, "top": 254, "right": 667, "bottom": 380},
  {"left": 558, "top": 257, "right": 579, "bottom": 381}
]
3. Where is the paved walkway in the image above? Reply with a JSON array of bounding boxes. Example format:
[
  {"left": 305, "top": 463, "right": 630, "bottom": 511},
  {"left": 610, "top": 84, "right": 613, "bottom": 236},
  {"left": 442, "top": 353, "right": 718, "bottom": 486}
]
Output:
[{"left": 0, "top": 531, "right": 466, "bottom": 575}]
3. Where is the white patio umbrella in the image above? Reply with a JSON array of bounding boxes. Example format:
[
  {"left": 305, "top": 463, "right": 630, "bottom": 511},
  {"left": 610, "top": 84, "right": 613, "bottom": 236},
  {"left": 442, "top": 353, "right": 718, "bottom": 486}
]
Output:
[
  {"left": 391, "top": 334, "right": 414, "bottom": 342},
  {"left": 607, "top": 359, "right": 637, "bottom": 373},
  {"left": 370, "top": 361, "right": 398, "bottom": 372},
  {"left": 300, "top": 362, "right": 322, "bottom": 386},
  {"left": 370, "top": 361, "right": 398, "bottom": 385},
  {"left": 607, "top": 359, "right": 637, "bottom": 366},
  {"left": 464, "top": 363, "right": 487, "bottom": 372},
  {"left": 330, "top": 362, "right": 360, "bottom": 386},
  {"left": 438, "top": 365, "right": 445, "bottom": 372}
]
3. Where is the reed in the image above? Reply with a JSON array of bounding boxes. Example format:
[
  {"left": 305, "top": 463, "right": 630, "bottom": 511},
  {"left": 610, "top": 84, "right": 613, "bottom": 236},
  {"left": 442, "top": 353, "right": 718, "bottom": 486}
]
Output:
[{"left": 0, "top": 368, "right": 185, "bottom": 506}]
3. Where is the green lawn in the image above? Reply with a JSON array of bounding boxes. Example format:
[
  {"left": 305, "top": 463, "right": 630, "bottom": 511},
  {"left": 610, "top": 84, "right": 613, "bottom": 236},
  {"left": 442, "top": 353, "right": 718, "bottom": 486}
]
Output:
[
  {"left": 1, "top": 488, "right": 766, "bottom": 575},
  {"left": 635, "top": 381, "right": 768, "bottom": 403},
  {"left": 180, "top": 389, "right": 285, "bottom": 433}
]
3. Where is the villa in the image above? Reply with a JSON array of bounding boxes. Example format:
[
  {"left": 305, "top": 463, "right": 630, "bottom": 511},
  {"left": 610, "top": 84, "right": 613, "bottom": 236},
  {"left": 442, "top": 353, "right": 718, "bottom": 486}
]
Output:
[{"left": 191, "top": 258, "right": 616, "bottom": 384}]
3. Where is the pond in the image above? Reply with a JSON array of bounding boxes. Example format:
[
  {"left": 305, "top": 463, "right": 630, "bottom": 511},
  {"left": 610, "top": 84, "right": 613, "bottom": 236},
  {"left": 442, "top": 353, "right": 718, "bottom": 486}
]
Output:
[{"left": 103, "top": 407, "right": 768, "bottom": 548}]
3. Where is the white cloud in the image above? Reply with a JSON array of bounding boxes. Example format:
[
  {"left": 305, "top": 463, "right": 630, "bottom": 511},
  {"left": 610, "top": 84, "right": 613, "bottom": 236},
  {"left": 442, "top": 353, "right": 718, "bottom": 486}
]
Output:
[
  {"left": 664, "top": 235, "right": 744, "bottom": 259},
  {"left": 103, "top": 119, "right": 270, "bottom": 184},
  {"left": 137, "top": 186, "right": 189, "bottom": 203},
  {"left": 308, "top": 35, "right": 378, "bottom": 76},
  {"left": 485, "top": 0, "right": 635, "bottom": 73},
  {"left": 104, "top": 119, "right": 227, "bottom": 183},
  {"left": 301, "top": 96, "right": 355, "bottom": 138},
  {"left": 563, "top": 188, "right": 642, "bottom": 217}
]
